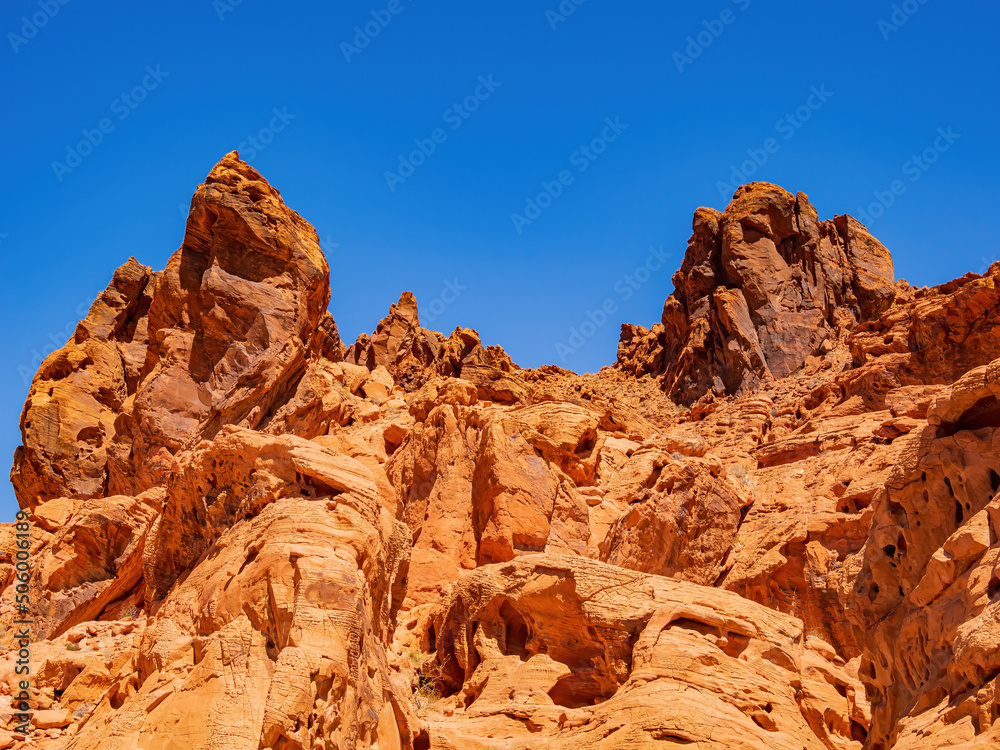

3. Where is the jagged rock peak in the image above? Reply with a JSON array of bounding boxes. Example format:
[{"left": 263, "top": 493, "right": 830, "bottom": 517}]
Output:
[
  {"left": 12, "top": 151, "right": 341, "bottom": 509},
  {"left": 347, "top": 291, "right": 531, "bottom": 402},
  {"left": 617, "top": 181, "right": 896, "bottom": 404}
]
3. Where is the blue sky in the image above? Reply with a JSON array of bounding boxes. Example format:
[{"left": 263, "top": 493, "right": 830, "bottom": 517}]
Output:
[{"left": 1, "top": 0, "right": 997, "bottom": 520}]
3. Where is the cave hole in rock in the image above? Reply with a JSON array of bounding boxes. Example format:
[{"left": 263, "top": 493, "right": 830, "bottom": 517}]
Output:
[
  {"left": 896, "top": 533, "right": 907, "bottom": 555},
  {"left": 942, "top": 395, "right": 1000, "bottom": 435},
  {"left": 499, "top": 601, "right": 530, "bottom": 660},
  {"left": 435, "top": 631, "right": 465, "bottom": 696},
  {"left": 575, "top": 433, "right": 596, "bottom": 455},
  {"left": 109, "top": 682, "right": 129, "bottom": 710},
  {"left": 751, "top": 712, "right": 778, "bottom": 733},
  {"left": 669, "top": 617, "right": 717, "bottom": 637},
  {"left": 868, "top": 583, "right": 880, "bottom": 603},
  {"left": 992, "top": 469, "right": 1000, "bottom": 496},
  {"left": 851, "top": 720, "right": 869, "bottom": 743},
  {"left": 720, "top": 631, "right": 750, "bottom": 658},
  {"left": 461, "top": 674, "right": 488, "bottom": 709},
  {"left": 855, "top": 494, "right": 874, "bottom": 513},
  {"left": 981, "top": 666, "right": 1000, "bottom": 689},
  {"left": 468, "top": 622, "right": 482, "bottom": 675},
  {"left": 883, "top": 544, "right": 896, "bottom": 558},
  {"left": 989, "top": 576, "right": 1000, "bottom": 599},
  {"left": 384, "top": 435, "right": 403, "bottom": 456},
  {"left": 955, "top": 499, "right": 964, "bottom": 525},
  {"left": 547, "top": 673, "right": 610, "bottom": 709},
  {"left": 887, "top": 498, "right": 906, "bottom": 522},
  {"left": 649, "top": 732, "right": 697, "bottom": 745}
]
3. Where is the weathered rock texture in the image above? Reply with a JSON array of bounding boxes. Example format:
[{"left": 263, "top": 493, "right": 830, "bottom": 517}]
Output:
[
  {"left": 3, "top": 167, "right": 999, "bottom": 749},
  {"left": 346, "top": 291, "right": 531, "bottom": 402},
  {"left": 618, "top": 183, "right": 896, "bottom": 404}
]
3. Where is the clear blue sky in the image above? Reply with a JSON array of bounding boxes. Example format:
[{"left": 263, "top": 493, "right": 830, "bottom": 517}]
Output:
[{"left": 1, "top": 0, "right": 997, "bottom": 520}]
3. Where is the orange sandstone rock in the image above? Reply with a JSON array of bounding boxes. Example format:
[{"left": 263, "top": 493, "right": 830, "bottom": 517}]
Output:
[{"left": 6, "top": 157, "right": 1000, "bottom": 749}]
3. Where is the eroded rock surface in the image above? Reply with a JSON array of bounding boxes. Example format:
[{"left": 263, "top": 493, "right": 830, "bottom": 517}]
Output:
[
  {"left": 617, "top": 182, "right": 896, "bottom": 404},
  {"left": 4, "top": 164, "right": 998, "bottom": 749},
  {"left": 12, "top": 152, "right": 340, "bottom": 508}
]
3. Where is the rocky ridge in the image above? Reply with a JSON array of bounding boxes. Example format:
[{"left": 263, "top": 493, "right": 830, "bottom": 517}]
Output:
[{"left": 2, "top": 155, "right": 1000, "bottom": 749}]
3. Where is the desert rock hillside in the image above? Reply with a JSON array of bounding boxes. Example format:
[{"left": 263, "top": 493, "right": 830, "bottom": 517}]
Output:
[{"left": 3, "top": 153, "right": 1000, "bottom": 749}]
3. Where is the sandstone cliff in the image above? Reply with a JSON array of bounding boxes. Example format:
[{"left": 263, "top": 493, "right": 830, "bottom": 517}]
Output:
[{"left": 3, "top": 157, "right": 999, "bottom": 750}]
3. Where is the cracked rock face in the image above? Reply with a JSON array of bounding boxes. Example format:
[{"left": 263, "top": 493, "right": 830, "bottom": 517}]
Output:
[
  {"left": 4, "top": 158, "right": 1000, "bottom": 749},
  {"left": 617, "top": 182, "right": 896, "bottom": 404}
]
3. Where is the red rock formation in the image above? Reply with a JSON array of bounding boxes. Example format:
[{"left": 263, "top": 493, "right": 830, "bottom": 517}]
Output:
[
  {"left": 846, "top": 360, "right": 1000, "bottom": 749},
  {"left": 6, "top": 158, "right": 1000, "bottom": 749},
  {"left": 618, "top": 182, "right": 896, "bottom": 404},
  {"left": 11, "top": 258, "right": 154, "bottom": 507},
  {"left": 11, "top": 152, "right": 342, "bottom": 508},
  {"left": 418, "top": 555, "right": 869, "bottom": 748},
  {"left": 347, "top": 291, "right": 532, "bottom": 402}
]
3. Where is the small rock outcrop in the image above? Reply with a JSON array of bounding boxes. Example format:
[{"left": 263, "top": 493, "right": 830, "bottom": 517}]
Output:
[{"left": 347, "top": 290, "right": 532, "bottom": 402}]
